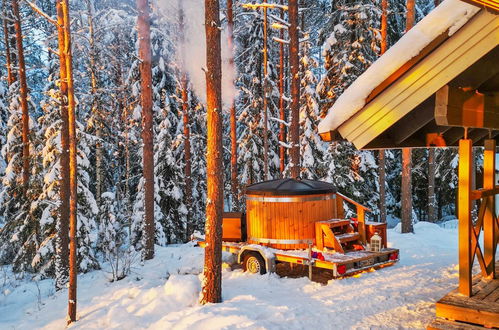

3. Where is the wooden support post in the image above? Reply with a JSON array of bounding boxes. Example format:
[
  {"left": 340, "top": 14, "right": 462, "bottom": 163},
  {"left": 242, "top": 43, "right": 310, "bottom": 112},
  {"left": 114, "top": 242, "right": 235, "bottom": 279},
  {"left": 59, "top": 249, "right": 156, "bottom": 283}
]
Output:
[
  {"left": 458, "top": 139, "right": 472, "bottom": 297},
  {"left": 357, "top": 207, "right": 366, "bottom": 244},
  {"left": 315, "top": 222, "right": 324, "bottom": 250},
  {"left": 483, "top": 139, "right": 496, "bottom": 279}
]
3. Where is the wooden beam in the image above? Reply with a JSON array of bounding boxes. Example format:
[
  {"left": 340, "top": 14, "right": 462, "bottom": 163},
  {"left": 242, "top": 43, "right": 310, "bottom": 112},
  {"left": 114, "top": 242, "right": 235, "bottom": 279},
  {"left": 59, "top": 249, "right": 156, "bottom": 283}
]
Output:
[
  {"left": 460, "top": 0, "right": 499, "bottom": 14},
  {"left": 458, "top": 139, "right": 473, "bottom": 296},
  {"left": 483, "top": 139, "right": 496, "bottom": 279},
  {"left": 392, "top": 96, "right": 435, "bottom": 145},
  {"left": 435, "top": 85, "right": 499, "bottom": 129}
]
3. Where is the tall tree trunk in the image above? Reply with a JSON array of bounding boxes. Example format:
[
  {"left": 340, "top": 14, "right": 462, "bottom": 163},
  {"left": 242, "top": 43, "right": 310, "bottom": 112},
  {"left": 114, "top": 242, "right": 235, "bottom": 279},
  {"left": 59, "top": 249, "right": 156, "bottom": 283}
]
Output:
[
  {"left": 400, "top": 0, "right": 415, "bottom": 233},
  {"left": 278, "top": 0, "right": 286, "bottom": 176},
  {"left": 262, "top": 0, "right": 269, "bottom": 180},
  {"left": 55, "top": 0, "right": 70, "bottom": 293},
  {"left": 59, "top": 0, "right": 79, "bottom": 323},
  {"left": 428, "top": 148, "right": 436, "bottom": 222},
  {"left": 378, "top": 0, "right": 388, "bottom": 222},
  {"left": 381, "top": 0, "right": 388, "bottom": 54},
  {"left": 379, "top": 150, "right": 387, "bottom": 222},
  {"left": 85, "top": 0, "right": 103, "bottom": 207},
  {"left": 3, "top": 1, "right": 14, "bottom": 85},
  {"left": 11, "top": 0, "right": 29, "bottom": 189},
  {"left": 179, "top": 1, "right": 193, "bottom": 238},
  {"left": 227, "top": 0, "right": 238, "bottom": 209},
  {"left": 401, "top": 148, "right": 413, "bottom": 233},
  {"left": 289, "top": 0, "right": 300, "bottom": 179},
  {"left": 201, "top": 0, "right": 223, "bottom": 305},
  {"left": 136, "top": 0, "right": 155, "bottom": 260},
  {"left": 406, "top": 0, "right": 415, "bottom": 31}
]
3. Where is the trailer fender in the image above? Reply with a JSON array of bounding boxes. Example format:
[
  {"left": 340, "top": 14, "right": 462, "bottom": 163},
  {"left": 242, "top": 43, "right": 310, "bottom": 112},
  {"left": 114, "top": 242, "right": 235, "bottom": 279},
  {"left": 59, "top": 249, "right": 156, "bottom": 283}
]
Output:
[{"left": 238, "top": 245, "right": 276, "bottom": 273}]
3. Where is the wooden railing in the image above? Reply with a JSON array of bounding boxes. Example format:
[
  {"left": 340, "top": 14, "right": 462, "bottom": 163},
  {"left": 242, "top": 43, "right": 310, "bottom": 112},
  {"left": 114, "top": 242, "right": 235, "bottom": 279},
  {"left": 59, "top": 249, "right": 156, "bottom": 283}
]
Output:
[
  {"left": 337, "top": 192, "right": 372, "bottom": 244},
  {"left": 458, "top": 138, "right": 498, "bottom": 297}
]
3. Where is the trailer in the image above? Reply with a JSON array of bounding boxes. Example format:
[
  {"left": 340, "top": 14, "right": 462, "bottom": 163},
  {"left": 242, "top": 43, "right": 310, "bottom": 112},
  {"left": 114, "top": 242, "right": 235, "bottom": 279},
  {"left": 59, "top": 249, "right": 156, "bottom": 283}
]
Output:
[{"left": 197, "top": 179, "right": 399, "bottom": 280}]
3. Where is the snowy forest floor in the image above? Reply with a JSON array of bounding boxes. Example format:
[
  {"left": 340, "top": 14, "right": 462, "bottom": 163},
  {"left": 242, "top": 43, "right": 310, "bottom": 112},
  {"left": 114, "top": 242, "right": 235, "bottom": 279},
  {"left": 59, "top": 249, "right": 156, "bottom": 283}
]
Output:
[{"left": 0, "top": 221, "right": 489, "bottom": 330}]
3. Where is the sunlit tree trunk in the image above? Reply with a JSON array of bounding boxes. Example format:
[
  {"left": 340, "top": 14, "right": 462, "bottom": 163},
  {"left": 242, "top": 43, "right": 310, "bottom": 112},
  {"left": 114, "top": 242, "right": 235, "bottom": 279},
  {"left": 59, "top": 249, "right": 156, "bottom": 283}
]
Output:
[
  {"left": 406, "top": 0, "right": 415, "bottom": 31},
  {"left": 11, "top": 0, "right": 29, "bottom": 189},
  {"left": 136, "top": 0, "right": 154, "bottom": 260},
  {"left": 289, "top": 0, "right": 300, "bottom": 179},
  {"left": 201, "top": 0, "right": 223, "bottom": 305},
  {"left": 278, "top": 0, "right": 286, "bottom": 176},
  {"left": 227, "top": 0, "right": 238, "bottom": 209},
  {"left": 57, "top": 0, "right": 78, "bottom": 323},
  {"left": 381, "top": 0, "right": 388, "bottom": 54},
  {"left": 55, "top": 0, "right": 70, "bottom": 294},
  {"left": 401, "top": 148, "right": 413, "bottom": 233}
]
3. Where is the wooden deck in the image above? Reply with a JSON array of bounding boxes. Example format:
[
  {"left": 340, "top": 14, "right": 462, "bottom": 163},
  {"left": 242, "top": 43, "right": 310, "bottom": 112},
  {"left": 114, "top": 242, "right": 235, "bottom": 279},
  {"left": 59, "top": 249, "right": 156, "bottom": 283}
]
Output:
[{"left": 428, "top": 264, "right": 499, "bottom": 329}]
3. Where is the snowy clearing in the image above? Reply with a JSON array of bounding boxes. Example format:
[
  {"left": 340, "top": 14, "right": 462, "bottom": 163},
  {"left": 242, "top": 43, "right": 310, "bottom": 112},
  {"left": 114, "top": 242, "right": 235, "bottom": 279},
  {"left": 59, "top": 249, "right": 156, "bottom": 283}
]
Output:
[{"left": 0, "top": 222, "right": 482, "bottom": 330}]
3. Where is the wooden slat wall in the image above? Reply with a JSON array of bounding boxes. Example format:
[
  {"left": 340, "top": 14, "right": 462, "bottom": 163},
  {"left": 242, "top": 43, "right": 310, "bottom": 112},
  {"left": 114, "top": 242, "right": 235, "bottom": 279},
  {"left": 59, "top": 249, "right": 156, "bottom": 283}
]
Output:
[{"left": 246, "top": 193, "right": 336, "bottom": 249}]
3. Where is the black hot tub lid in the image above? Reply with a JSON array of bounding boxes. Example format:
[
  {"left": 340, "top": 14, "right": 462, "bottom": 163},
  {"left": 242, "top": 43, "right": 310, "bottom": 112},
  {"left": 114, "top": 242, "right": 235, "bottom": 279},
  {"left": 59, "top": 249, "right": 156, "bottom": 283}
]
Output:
[{"left": 245, "top": 178, "right": 337, "bottom": 196}]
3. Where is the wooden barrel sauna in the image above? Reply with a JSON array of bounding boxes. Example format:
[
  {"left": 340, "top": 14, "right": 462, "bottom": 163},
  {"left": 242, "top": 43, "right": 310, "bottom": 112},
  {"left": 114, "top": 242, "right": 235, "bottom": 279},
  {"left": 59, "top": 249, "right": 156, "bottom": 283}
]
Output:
[{"left": 245, "top": 178, "right": 343, "bottom": 250}]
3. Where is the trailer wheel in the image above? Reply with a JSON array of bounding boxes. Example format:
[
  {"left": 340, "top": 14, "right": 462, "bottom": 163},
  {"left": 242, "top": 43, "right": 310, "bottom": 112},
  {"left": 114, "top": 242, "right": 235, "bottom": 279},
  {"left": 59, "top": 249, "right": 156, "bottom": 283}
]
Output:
[{"left": 243, "top": 252, "right": 266, "bottom": 275}]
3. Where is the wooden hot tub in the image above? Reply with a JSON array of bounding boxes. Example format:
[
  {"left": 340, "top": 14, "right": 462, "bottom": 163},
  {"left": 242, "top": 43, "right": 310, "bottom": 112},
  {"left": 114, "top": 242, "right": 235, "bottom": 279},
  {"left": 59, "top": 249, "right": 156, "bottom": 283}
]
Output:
[{"left": 245, "top": 178, "right": 342, "bottom": 250}]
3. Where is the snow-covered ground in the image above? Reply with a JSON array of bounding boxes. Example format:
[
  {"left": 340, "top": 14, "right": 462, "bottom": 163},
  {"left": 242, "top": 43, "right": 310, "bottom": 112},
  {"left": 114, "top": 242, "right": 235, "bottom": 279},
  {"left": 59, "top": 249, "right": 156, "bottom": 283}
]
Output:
[{"left": 0, "top": 221, "right": 482, "bottom": 329}]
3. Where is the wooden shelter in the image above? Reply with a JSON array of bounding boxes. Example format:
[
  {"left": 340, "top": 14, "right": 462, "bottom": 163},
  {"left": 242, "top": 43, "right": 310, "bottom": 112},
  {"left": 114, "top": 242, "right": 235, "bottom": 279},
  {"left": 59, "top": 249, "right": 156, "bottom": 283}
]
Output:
[{"left": 318, "top": 0, "right": 498, "bottom": 328}]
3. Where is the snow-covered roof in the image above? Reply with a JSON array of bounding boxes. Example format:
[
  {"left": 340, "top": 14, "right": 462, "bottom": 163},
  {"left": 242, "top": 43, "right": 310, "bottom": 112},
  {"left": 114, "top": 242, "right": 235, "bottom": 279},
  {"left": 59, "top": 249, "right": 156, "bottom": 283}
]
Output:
[{"left": 318, "top": 0, "right": 480, "bottom": 135}]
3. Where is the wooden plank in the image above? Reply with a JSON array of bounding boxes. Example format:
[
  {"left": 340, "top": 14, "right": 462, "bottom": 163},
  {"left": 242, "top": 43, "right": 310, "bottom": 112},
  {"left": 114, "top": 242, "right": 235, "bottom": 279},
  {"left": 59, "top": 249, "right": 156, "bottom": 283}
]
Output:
[
  {"left": 483, "top": 139, "right": 496, "bottom": 279},
  {"left": 458, "top": 139, "right": 473, "bottom": 296},
  {"left": 435, "top": 85, "right": 499, "bottom": 129},
  {"left": 436, "top": 299, "right": 499, "bottom": 328},
  {"left": 473, "top": 279, "right": 499, "bottom": 300},
  {"left": 428, "top": 318, "right": 490, "bottom": 330}
]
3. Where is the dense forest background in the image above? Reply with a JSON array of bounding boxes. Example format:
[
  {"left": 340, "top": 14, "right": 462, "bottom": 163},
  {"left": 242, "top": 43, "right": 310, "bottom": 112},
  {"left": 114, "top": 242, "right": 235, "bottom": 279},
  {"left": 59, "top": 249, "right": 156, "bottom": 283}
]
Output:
[{"left": 0, "top": 0, "right": 464, "bottom": 280}]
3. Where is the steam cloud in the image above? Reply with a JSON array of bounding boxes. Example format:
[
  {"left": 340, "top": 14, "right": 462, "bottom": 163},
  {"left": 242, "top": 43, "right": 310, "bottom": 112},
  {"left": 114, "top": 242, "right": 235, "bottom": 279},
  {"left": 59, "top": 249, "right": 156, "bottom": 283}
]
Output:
[{"left": 158, "top": 0, "right": 237, "bottom": 108}]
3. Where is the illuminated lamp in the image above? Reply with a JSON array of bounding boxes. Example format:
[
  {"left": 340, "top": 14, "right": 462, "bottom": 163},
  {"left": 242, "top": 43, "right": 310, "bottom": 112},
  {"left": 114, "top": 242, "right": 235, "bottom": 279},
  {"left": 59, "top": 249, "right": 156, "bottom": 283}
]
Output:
[
  {"left": 337, "top": 264, "right": 347, "bottom": 275},
  {"left": 426, "top": 133, "right": 446, "bottom": 147},
  {"left": 319, "top": 130, "right": 333, "bottom": 142},
  {"left": 370, "top": 232, "right": 382, "bottom": 252}
]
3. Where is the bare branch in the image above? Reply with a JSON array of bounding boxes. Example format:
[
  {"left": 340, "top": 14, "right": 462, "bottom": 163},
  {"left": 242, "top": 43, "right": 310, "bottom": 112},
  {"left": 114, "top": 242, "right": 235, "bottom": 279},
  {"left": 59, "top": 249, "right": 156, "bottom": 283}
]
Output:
[{"left": 22, "top": 0, "right": 58, "bottom": 26}]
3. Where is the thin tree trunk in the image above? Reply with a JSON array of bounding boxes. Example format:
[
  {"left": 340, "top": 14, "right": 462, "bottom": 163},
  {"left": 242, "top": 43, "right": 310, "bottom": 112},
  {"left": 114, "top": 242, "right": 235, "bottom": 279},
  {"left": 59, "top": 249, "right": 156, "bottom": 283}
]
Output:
[
  {"left": 378, "top": 0, "right": 388, "bottom": 223},
  {"left": 201, "top": 0, "right": 223, "bottom": 305},
  {"left": 278, "top": 0, "right": 286, "bottom": 176},
  {"left": 55, "top": 0, "right": 70, "bottom": 293},
  {"left": 406, "top": 0, "right": 415, "bottom": 32},
  {"left": 428, "top": 148, "right": 436, "bottom": 222},
  {"left": 178, "top": 1, "right": 193, "bottom": 238},
  {"left": 289, "top": 0, "right": 300, "bottom": 179},
  {"left": 85, "top": 0, "right": 103, "bottom": 207},
  {"left": 379, "top": 150, "right": 387, "bottom": 222},
  {"left": 59, "top": 0, "right": 78, "bottom": 323},
  {"left": 181, "top": 79, "right": 192, "bottom": 239},
  {"left": 401, "top": 0, "right": 415, "bottom": 232},
  {"left": 401, "top": 148, "right": 413, "bottom": 233},
  {"left": 262, "top": 0, "right": 269, "bottom": 180},
  {"left": 11, "top": 0, "right": 29, "bottom": 189},
  {"left": 227, "top": 0, "right": 238, "bottom": 209},
  {"left": 381, "top": 0, "right": 388, "bottom": 54},
  {"left": 136, "top": 0, "right": 154, "bottom": 260},
  {"left": 3, "top": 1, "right": 14, "bottom": 85}
]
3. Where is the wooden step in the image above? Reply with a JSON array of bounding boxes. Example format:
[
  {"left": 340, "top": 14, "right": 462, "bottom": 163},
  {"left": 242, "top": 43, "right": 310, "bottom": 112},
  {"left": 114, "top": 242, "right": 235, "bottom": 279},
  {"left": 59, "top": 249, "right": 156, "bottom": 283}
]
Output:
[
  {"left": 317, "top": 219, "right": 350, "bottom": 227},
  {"left": 336, "top": 233, "right": 361, "bottom": 244}
]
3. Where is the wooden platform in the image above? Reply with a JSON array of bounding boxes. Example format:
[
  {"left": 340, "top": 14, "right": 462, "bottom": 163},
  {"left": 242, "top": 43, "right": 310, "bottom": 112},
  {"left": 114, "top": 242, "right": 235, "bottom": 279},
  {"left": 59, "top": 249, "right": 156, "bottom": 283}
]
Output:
[{"left": 430, "top": 265, "right": 499, "bottom": 329}]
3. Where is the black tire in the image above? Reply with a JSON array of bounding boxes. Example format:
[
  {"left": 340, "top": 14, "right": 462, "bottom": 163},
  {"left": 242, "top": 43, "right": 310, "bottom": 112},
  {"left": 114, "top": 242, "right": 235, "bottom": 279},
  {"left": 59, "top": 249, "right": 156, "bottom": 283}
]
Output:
[{"left": 242, "top": 252, "right": 267, "bottom": 275}]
